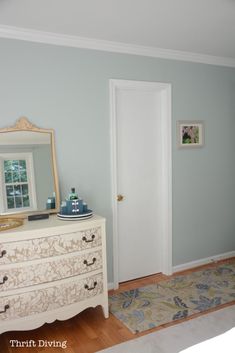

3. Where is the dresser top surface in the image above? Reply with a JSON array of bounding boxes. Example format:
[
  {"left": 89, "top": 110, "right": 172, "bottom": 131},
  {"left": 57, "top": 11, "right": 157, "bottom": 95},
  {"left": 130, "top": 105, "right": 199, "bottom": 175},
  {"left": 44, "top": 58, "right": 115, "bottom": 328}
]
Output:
[{"left": 0, "top": 214, "right": 105, "bottom": 241}]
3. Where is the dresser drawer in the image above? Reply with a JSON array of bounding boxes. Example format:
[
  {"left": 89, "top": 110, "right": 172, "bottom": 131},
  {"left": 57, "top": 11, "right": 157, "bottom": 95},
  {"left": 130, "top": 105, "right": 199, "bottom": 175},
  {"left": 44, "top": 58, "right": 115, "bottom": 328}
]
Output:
[
  {"left": 0, "top": 273, "right": 103, "bottom": 321},
  {"left": 0, "top": 227, "right": 102, "bottom": 264},
  {"left": 0, "top": 249, "right": 102, "bottom": 291}
]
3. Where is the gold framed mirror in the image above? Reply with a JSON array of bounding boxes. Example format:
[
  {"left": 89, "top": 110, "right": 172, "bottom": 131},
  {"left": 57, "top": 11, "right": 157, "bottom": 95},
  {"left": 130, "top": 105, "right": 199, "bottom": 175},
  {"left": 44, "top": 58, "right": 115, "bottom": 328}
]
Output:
[{"left": 0, "top": 117, "right": 60, "bottom": 218}]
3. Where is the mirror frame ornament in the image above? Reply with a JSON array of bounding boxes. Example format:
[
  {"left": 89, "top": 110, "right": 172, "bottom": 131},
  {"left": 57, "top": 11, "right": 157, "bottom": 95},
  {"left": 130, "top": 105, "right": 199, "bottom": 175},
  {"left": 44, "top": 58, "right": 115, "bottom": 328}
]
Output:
[{"left": 0, "top": 117, "right": 60, "bottom": 217}]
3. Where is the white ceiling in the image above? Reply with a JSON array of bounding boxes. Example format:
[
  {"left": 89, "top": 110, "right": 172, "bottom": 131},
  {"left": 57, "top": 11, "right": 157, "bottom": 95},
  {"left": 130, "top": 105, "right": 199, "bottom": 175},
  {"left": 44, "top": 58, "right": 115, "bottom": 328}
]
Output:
[{"left": 0, "top": 0, "right": 235, "bottom": 60}]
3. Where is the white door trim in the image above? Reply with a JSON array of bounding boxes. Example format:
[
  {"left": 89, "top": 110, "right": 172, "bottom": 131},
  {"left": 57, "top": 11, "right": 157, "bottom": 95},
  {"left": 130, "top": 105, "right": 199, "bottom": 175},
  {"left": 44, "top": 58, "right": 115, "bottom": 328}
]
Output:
[{"left": 110, "top": 79, "right": 172, "bottom": 289}]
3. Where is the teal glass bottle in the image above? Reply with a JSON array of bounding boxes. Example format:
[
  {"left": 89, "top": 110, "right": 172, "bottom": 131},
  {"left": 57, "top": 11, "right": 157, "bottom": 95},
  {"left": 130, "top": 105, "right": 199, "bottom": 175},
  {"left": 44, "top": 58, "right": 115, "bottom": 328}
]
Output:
[{"left": 69, "top": 187, "right": 78, "bottom": 200}]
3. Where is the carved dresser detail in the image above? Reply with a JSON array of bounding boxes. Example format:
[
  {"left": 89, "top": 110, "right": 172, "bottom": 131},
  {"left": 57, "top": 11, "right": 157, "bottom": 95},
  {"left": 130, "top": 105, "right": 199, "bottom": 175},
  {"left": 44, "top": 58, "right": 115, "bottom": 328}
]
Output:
[{"left": 0, "top": 215, "right": 109, "bottom": 333}]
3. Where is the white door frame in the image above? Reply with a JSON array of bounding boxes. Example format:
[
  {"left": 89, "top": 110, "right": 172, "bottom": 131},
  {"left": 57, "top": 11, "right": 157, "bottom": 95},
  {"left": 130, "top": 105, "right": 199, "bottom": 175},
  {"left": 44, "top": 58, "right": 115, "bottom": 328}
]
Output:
[{"left": 110, "top": 79, "right": 172, "bottom": 289}]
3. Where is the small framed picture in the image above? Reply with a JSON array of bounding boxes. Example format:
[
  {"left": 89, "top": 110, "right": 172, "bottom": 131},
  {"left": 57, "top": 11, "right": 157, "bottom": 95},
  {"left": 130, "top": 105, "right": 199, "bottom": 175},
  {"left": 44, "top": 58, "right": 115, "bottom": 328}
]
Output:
[{"left": 177, "top": 121, "right": 204, "bottom": 148}]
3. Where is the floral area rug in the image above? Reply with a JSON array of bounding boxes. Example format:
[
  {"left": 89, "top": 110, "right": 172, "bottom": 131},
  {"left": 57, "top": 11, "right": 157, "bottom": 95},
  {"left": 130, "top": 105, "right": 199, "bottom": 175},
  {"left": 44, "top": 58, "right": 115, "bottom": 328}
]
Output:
[{"left": 109, "top": 260, "right": 235, "bottom": 333}]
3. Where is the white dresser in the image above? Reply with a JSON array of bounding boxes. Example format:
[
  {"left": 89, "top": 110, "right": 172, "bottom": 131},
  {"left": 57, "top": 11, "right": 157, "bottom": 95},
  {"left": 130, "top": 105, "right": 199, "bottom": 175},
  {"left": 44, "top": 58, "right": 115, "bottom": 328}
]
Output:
[{"left": 0, "top": 215, "right": 109, "bottom": 334}]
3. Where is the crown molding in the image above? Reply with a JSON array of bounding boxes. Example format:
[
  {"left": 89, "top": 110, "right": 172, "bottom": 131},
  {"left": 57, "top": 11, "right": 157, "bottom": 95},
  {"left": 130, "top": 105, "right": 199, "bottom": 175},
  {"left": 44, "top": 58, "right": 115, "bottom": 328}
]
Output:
[{"left": 0, "top": 24, "right": 235, "bottom": 68}]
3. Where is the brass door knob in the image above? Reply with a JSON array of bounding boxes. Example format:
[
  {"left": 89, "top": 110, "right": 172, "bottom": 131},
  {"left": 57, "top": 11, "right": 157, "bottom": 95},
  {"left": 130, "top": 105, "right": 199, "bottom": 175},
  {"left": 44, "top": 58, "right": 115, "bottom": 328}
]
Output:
[{"left": 117, "top": 194, "right": 124, "bottom": 202}]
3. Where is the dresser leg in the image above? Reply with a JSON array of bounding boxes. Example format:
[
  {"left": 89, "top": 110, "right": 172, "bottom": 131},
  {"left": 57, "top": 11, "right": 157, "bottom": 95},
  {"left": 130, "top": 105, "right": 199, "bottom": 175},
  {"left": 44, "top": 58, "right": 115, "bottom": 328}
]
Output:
[{"left": 101, "top": 304, "right": 109, "bottom": 319}]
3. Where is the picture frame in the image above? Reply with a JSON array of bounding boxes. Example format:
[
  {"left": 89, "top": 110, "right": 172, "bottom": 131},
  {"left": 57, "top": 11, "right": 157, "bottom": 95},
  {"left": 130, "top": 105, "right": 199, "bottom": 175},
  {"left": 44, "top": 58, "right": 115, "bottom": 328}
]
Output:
[{"left": 177, "top": 121, "right": 204, "bottom": 148}]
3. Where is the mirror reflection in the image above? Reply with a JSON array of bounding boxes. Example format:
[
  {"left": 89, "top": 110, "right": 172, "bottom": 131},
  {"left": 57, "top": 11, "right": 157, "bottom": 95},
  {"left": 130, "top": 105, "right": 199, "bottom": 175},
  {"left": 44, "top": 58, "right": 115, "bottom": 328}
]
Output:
[{"left": 0, "top": 120, "right": 59, "bottom": 216}]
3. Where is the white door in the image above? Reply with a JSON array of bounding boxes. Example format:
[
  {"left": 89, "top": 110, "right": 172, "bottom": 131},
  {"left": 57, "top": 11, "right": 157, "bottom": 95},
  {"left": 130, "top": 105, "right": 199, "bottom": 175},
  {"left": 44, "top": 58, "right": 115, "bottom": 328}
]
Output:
[{"left": 110, "top": 80, "right": 172, "bottom": 285}]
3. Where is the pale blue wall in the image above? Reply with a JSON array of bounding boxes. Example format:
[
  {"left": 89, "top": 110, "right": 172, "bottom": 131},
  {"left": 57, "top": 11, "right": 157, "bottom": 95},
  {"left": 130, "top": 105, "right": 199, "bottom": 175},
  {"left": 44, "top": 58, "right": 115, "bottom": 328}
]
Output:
[{"left": 1, "top": 38, "right": 235, "bottom": 280}]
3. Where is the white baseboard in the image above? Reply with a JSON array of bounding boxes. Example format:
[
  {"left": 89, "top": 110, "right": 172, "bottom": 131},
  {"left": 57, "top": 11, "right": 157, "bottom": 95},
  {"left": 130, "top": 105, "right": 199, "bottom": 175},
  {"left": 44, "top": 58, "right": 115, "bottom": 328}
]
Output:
[
  {"left": 108, "top": 282, "right": 115, "bottom": 290},
  {"left": 108, "top": 251, "right": 235, "bottom": 290},
  {"left": 173, "top": 250, "right": 235, "bottom": 273}
]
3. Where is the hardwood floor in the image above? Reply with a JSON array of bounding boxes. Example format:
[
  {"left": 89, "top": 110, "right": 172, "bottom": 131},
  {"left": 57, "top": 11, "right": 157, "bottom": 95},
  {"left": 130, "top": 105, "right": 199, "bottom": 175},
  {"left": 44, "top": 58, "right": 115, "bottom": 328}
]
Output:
[{"left": 1, "top": 258, "right": 234, "bottom": 353}]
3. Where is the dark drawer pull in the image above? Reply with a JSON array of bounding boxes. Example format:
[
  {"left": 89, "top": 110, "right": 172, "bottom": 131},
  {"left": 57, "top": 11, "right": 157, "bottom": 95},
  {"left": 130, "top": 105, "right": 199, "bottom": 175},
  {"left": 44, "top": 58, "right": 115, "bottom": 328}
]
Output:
[
  {"left": 0, "top": 276, "right": 8, "bottom": 285},
  {"left": 84, "top": 281, "right": 97, "bottom": 291},
  {"left": 0, "top": 250, "right": 7, "bottom": 258},
  {"left": 82, "top": 234, "right": 95, "bottom": 243},
  {"left": 0, "top": 304, "right": 10, "bottom": 314},
  {"left": 83, "top": 257, "right": 96, "bottom": 267}
]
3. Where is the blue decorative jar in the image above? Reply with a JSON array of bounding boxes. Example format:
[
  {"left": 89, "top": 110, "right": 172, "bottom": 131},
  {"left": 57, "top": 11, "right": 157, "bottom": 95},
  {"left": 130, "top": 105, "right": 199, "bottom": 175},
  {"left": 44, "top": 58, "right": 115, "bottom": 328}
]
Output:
[{"left": 66, "top": 199, "right": 84, "bottom": 214}]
